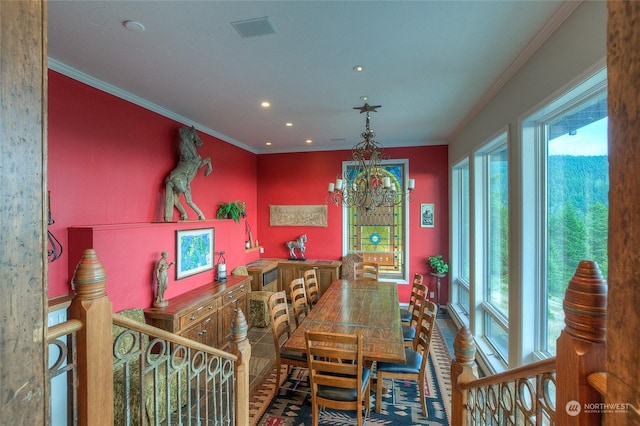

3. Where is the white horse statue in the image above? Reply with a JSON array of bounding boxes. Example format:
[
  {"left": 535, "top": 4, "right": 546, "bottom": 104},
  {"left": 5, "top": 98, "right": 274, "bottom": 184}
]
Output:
[
  {"left": 164, "top": 126, "right": 212, "bottom": 221},
  {"left": 286, "top": 234, "right": 307, "bottom": 260}
]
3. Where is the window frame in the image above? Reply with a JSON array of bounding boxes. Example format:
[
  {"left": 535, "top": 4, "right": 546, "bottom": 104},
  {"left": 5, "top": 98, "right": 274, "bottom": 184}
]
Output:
[
  {"left": 341, "top": 158, "right": 411, "bottom": 283},
  {"left": 520, "top": 67, "right": 608, "bottom": 360},
  {"left": 473, "top": 130, "right": 510, "bottom": 365},
  {"left": 451, "top": 158, "right": 470, "bottom": 317}
]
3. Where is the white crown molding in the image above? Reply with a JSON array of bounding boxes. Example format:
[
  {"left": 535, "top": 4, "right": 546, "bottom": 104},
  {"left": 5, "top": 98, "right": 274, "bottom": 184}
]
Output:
[
  {"left": 47, "top": 58, "right": 258, "bottom": 154},
  {"left": 256, "top": 138, "right": 445, "bottom": 155},
  {"left": 447, "top": 1, "right": 583, "bottom": 143}
]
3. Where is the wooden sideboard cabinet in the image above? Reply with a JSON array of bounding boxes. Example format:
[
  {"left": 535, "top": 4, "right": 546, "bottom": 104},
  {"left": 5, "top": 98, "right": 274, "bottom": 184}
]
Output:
[
  {"left": 277, "top": 259, "right": 341, "bottom": 299},
  {"left": 144, "top": 275, "right": 251, "bottom": 350},
  {"left": 246, "top": 259, "right": 279, "bottom": 292}
]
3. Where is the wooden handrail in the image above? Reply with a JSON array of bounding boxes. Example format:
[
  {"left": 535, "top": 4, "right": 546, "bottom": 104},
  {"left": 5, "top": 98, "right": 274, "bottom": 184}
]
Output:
[
  {"left": 451, "top": 260, "right": 607, "bottom": 425},
  {"left": 587, "top": 372, "right": 606, "bottom": 397},
  {"left": 67, "top": 248, "right": 250, "bottom": 426},
  {"left": 458, "top": 357, "right": 556, "bottom": 390},
  {"left": 47, "top": 319, "right": 83, "bottom": 342},
  {"left": 112, "top": 313, "right": 237, "bottom": 362}
]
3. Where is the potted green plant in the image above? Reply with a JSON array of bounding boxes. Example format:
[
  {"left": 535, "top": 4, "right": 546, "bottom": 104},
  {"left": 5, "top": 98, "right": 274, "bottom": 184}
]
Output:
[
  {"left": 427, "top": 254, "right": 449, "bottom": 276},
  {"left": 216, "top": 201, "right": 246, "bottom": 223}
]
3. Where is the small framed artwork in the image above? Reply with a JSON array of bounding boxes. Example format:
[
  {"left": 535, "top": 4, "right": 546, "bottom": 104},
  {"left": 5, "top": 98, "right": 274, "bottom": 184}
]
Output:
[
  {"left": 176, "top": 228, "right": 214, "bottom": 279},
  {"left": 420, "top": 203, "right": 435, "bottom": 228}
]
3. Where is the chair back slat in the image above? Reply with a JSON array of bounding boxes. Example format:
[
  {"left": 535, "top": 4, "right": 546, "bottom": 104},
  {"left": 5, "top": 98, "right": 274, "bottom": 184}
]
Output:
[
  {"left": 267, "top": 291, "right": 307, "bottom": 388},
  {"left": 303, "top": 268, "right": 320, "bottom": 306},
  {"left": 408, "top": 283, "right": 428, "bottom": 329},
  {"left": 408, "top": 273, "right": 424, "bottom": 312},
  {"left": 289, "top": 278, "right": 309, "bottom": 327},
  {"left": 304, "top": 331, "right": 370, "bottom": 425},
  {"left": 353, "top": 261, "right": 379, "bottom": 281}
]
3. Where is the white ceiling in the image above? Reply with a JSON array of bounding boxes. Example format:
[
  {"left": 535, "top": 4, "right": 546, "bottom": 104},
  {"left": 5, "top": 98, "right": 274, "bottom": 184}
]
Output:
[{"left": 47, "top": 1, "right": 572, "bottom": 154}]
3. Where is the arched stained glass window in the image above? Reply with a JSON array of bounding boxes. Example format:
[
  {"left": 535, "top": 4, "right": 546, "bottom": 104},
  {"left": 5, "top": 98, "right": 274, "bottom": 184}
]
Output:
[{"left": 343, "top": 160, "right": 409, "bottom": 281}]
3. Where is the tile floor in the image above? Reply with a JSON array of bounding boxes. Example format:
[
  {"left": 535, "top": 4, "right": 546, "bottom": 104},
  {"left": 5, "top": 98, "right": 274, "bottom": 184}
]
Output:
[{"left": 248, "top": 323, "right": 277, "bottom": 391}]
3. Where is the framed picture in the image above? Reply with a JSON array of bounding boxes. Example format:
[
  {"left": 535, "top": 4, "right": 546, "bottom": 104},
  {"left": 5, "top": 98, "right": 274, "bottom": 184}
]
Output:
[
  {"left": 176, "top": 228, "right": 214, "bottom": 279},
  {"left": 421, "top": 203, "right": 435, "bottom": 228}
]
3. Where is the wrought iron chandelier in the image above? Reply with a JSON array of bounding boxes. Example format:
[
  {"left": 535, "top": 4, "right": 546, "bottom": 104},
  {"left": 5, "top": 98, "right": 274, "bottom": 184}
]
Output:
[{"left": 327, "top": 103, "right": 415, "bottom": 210}]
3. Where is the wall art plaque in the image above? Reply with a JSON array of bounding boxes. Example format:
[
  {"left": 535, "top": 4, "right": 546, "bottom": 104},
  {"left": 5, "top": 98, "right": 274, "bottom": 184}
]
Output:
[{"left": 269, "top": 205, "right": 328, "bottom": 227}]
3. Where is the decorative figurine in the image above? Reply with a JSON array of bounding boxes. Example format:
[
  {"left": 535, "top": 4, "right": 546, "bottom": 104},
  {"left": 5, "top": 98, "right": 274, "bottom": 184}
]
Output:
[
  {"left": 154, "top": 251, "right": 175, "bottom": 308},
  {"left": 286, "top": 234, "right": 307, "bottom": 260},
  {"left": 164, "top": 126, "right": 212, "bottom": 222}
]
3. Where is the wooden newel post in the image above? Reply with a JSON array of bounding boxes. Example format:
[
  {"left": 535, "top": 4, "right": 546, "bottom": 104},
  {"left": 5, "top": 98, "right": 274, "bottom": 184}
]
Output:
[
  {"left": 230, "top": 308, "right": 251, "bottom": 426},
  {"left": 451, "top": 326, "right": 479, "bottom": 425},
  {"left": 556, "top": 260, "right": 607, "bottom": 425},
  {"left": 68, "top": 249, "right": 114, "bottom": 426}
]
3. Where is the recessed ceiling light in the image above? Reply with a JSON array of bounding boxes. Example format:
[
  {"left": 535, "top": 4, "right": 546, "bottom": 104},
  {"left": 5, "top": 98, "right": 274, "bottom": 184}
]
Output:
[
  {"left": 261, "top": 101, "right": 270, "bottom": 108},
  {"left": 353, "top": 65, "right": 364, "bottom": 72},
  {"left": 360, "top": 96, "right": 368, "bottom": 101},
  {"left": 123, "top": 20, "right": 145, "bottom": 32},
  {"left": 306, "top": 139, "right": 312, "bottom": 144},
  {"left": 285, "top": 122, "right": 293, "bottom": 127},
  {"left": 265, "top": 141, "right": 272, "bottom": 146}
]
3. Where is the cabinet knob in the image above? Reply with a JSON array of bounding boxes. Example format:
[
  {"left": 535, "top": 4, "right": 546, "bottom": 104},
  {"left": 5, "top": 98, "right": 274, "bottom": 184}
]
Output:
[
  {"left": 198, "top": 329, "right": 207, "bottom": 336},
  {"left": 208, "top": 305, "right": 213, "bottom": 310},
  {"left": 190, "top": 315, "right": 196, "bottom": 321}
]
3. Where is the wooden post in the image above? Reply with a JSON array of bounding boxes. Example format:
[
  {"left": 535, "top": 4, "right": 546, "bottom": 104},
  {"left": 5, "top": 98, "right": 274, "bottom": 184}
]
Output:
[
  {"left": 555, "top": 260, "right": 607, "bottom": 425},
  {"left": 230, "top": 308, "right": 251, "bottom": 426},
  {"left": 450, "top": 326, "right": 479, "bottom": 425},
  {"left": 68, "top": 249, "right": 114, "bottom": 426},
  {"left": 0, "top": 1, "right": 47, "bottom": 424},
  {"left": 607, "top": 1, "right": 640, "bottom": 424}
]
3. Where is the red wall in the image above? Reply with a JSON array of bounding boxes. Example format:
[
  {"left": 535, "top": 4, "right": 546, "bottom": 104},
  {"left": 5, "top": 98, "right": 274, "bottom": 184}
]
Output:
[
  {"left": 256, "top": 147, "right": 449, "bottom": 303},
  {"left": 48, "top": 70, "right": 449, "bottom": 310},
  {"left": 48, "top": 71, "right": 259, "bottom": 311}
]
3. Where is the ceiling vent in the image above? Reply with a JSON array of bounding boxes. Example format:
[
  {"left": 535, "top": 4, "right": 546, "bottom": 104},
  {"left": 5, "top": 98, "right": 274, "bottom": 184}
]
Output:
[{"left": 231, "top": 16, "right": 277, "bottom": 38}]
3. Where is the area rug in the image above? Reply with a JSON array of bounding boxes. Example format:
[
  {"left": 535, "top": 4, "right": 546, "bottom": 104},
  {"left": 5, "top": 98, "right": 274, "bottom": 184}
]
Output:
[{"left": 249, "top": 322, "right": 452, "bottom": 425}]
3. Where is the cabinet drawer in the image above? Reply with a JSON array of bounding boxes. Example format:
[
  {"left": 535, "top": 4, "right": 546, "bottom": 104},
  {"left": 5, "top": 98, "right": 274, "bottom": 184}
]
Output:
[
  {"left": 221, "top": 282, "right": 247, "bottom": 304},
  {"left": 179, "top": 299, "right": 218, "bottom": 329},
  {"left": 181, "top": 314, "right": 217, "bottom": 347}
]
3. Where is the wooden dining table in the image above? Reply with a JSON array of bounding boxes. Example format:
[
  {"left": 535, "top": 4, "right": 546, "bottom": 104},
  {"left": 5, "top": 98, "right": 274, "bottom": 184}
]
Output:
[{"left": 282, "top": 279, "right": 406, "bottom": 364}]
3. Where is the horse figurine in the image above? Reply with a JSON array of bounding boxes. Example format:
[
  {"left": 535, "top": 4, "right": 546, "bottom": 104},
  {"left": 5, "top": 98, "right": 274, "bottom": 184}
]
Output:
[
  {"left": 164, "top": 126, "right": 212, "bottom": 221},
  {"left": 286, "top": 234, "right": 307, "bottom": 260}
]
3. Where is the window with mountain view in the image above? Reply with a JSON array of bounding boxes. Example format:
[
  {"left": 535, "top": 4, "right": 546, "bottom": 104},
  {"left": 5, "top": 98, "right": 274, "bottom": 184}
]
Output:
[
  {"left": 544, "top": 92, "right": 608, "bottom": 354},
  {"left": 522, "top": 68, "right": 608, "bottom": 357}
]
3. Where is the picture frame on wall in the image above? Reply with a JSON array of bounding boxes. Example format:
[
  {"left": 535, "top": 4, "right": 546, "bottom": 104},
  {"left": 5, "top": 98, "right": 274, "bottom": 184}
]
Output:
[
  {"left": 420, "top": 203, "right": 435, "bottom": 228},
  {"left": 176, "top": 228, "right": 214, "bottom": 279}
]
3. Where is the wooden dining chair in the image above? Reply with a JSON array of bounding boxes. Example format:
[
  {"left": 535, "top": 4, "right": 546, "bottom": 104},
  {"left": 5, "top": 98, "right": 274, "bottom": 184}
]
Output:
[
  {"left": 402, "top": 282, "right": 428, "bottom": 347},
  {"left": 353, "top": 261, "right": 379, "bottom": 281},
  {"left": 304, "top": 330, "right": 371, "bottom": 426},
  {"left": 400, "top": 273, "right": 424, "bottom": 324},
  {"left": 375, "top": 300, "right": 437, "bottom": 416},
  {"left": 303, "top": 268, "right": 320, "bottom": 307},
  {"left": 289, "top": 277, "right": 309, "bottom": 327},
  {"left": 267, "top": 291, "right": 308, "bottom": 389}
]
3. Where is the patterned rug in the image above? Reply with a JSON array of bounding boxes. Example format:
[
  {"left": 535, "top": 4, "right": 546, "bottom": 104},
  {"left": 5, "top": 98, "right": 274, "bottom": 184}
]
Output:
[{"left": 249, "top": 323, "right": 452, "bottom": 425}]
